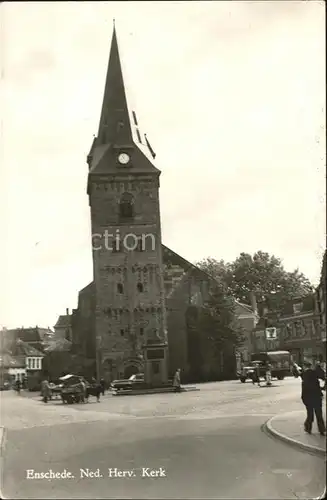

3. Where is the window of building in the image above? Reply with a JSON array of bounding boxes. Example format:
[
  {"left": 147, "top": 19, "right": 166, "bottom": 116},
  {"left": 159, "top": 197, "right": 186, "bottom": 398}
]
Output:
[
  {"left": 32, "top": 358, "right": 35, "bottom": 369},
  {"left": 120, "top": 329, "right": 124, "bottom": 337},
  {"left": 117, "top": 283, "right": 124, "bottom": 294},
  {"left": 119, "top": 192, "right": 134, "bottom": 220},
  {"left": 140, "top": 327, "right": 144, "bottom": 336},
  {"left": 137, "top": 282, "right": 144, "bottom": 293}
]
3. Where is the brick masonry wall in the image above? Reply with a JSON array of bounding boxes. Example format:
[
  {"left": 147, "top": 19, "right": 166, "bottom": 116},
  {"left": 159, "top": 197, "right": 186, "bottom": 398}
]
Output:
[{"left": 89, "top": 174, "right": 167, "bottom": 377}]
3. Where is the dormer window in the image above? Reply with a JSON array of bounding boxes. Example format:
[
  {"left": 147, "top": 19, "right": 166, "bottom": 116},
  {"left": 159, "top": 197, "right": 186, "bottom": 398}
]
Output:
[
  {"left": 117, "top": 283, "right": 124, "bottom": 294},
  {"left": 119, "top": 192, "right": 134, "bottom": 220}
]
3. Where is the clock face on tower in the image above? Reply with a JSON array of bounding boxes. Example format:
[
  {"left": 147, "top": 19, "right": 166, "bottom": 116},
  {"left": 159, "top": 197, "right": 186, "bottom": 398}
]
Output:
[{"left": 118, "top": 153, "right": 130, "bottom": 165}]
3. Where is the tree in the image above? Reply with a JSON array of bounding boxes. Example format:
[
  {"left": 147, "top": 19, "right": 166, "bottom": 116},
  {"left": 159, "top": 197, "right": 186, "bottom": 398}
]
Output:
[
  {"left": 196, "top": 257, "right": 230, "bottom": 284},
  {"left": 186, "top": 282, "right": 245, "bottom": 381},
  {"left": 197, "top": 251, "right": 313, "bottom": 312},
  {"left": 198, "top": 282, "right": 244, "bottom": 355}
]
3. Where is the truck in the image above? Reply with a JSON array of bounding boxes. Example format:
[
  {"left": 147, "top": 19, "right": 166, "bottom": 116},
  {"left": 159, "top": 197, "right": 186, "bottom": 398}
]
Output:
[{"left": 238, "top": 350, "right": 291, "bottom": 383}]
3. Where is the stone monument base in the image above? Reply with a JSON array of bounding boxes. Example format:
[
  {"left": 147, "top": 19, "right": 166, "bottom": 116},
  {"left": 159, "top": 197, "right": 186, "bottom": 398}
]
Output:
[{"left": 143, "top": 342, "right": 168, "bottom": 386}]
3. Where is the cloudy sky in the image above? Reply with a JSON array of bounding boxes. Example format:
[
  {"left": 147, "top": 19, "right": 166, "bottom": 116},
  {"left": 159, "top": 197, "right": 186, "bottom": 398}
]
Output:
[{"left": 1, "top": 1, "right": 325, "bottom": 329}]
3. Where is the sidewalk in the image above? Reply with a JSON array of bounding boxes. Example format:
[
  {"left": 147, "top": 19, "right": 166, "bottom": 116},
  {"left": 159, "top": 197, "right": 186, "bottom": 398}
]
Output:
[{"left": 265, "top": 409, "right": 326, "bottom": 456}]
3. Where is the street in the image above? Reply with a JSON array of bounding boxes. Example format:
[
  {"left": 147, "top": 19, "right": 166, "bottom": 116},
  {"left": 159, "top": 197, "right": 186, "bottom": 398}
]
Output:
[{"left": 1, "top": 378, "right": 326, "bottom": 499}]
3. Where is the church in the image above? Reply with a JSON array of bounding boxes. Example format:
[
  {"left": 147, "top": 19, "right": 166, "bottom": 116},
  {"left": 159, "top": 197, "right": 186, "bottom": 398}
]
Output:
[{"left": 69, "top": 26, "right": 257, "bottom": 384}]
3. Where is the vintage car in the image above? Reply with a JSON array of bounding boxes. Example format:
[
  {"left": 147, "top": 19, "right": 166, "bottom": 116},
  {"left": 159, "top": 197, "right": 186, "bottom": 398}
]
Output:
[
  {"left": 110, "top": 373, "right": 145, "bottom": 392},
  {"left": 238, "top": 361, "right": 264, "bottom": 383},
  {"left": 238, "top": 351, "right": 291, "bottom": 383}
]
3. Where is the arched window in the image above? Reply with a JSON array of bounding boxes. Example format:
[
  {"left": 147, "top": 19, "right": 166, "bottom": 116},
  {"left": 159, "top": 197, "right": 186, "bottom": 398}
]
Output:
[
  {"left": 119, "top": 192, "right": 134, "bottom": 220},
  {"left": 137, "top": 283, "right": 144, "bottom": 293},
  {"left": 117, "top": 283, "right": 124, "bottom": 294}
]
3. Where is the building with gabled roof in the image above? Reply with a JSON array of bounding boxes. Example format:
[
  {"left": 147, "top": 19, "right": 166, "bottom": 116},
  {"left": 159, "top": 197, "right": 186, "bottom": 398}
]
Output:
[{"left": 0, "top": 326, "right": 53, "bottom": 353}]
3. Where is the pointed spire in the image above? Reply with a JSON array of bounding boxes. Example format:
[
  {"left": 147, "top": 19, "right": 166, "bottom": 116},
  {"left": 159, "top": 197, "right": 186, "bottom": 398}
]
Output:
[{"left": 97, "top": 25, "right": 133, "bottom": 146}]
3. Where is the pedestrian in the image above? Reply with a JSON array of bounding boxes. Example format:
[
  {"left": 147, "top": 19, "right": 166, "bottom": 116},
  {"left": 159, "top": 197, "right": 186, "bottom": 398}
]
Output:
[
  {"left": 41, "top": 378, "right": 50, "bottom": 403},
  {"left": 300, "top": 360, "right": 326, "bottom": 436},
  {"left": 100, "top": 377, "right": 105, "bottom": 396},
  {"left": 252, "top": 362, "right": 261, "bottom": 386},
  {"left": 265, "top": 363, "right": 272, "bottom": 386},
  {"left": 15, "top": 378, "right": 21, "bottom": 394},
  {"left": 173, "top": 368, "right": 181, "bottom": 393},
  {"left": 79, "top": 378, "right": 86, "bottom": 403}
]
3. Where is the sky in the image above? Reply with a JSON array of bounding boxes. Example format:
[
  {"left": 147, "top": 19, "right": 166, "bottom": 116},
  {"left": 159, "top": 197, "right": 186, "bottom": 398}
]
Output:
[{"left": 1, "top": 1, "right": 325, "bottom": 329}]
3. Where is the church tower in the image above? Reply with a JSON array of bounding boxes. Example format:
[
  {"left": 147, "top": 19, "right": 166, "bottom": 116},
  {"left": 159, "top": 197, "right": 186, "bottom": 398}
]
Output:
[{"left": 87, "top": 25, "right": 168, "bottom": 383}]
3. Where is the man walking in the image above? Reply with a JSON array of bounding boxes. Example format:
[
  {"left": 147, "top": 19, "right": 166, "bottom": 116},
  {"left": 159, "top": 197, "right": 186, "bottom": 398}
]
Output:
[
  {"left": 252, "top": 362, "right": 261, "bottom": 387},
  {"left": 301, "top": 360, "right": 325, "bottom": 436},
  {"left": 265, "top": 362, "right": 272, "bottom": 387},
  {"left": 41, "top": 378, "right": 50, "bottom": 403},
  {"left": 15, "top": 379, "right": 21, "bottom": 395},
  {"left": 173, "top": 368, "right": 181, "bottom": 393},
  {"left": 100, "top": 378, "right": 105, "bottom": 396}
]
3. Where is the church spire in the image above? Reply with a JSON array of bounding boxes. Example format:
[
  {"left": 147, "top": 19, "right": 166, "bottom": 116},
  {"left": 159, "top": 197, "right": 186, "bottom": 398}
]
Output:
[
  {"left": 87, "top": 25, "right": 161, "bottom": 176},
  {"left": 97, "top": 24, "right": 133, "bottom": 146}
]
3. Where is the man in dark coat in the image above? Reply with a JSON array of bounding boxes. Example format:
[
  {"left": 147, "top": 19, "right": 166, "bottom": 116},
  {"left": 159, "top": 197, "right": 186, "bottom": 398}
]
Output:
[
  {"left": 301, "top": 360, "right": 325, "bottom": 435},
  {"left": 100, "top": 378, "right": 105, "bottom": 396}
]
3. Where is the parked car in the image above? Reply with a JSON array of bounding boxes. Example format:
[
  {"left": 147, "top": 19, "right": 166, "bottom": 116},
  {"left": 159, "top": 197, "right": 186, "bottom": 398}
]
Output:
[{"left": 111, "top": 373, "right": 145, "bottom": 392}]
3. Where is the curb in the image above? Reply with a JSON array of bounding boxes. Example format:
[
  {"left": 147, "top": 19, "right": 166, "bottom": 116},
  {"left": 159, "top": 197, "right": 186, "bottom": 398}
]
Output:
[
  {"left": 112, "top": 386, "right": 199, "bottom": 397},
  {"left": 315, "top": 484, "right": 326, "bottom": 500},
  {"left": 264, "top": 416, "right": 326, "bottom": 457}
]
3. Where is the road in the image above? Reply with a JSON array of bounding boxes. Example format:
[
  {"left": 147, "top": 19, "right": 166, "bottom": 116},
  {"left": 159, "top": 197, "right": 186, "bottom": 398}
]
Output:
[{"left": 1, "top": 378, "right": 325, "bottom": 499}]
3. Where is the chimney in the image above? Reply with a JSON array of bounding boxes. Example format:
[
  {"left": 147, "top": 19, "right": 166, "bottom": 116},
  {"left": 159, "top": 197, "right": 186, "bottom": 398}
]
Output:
[
  {"left": 66, "top": 308, "right": 69, "bottom": 315},
  {"left": 249, "top": 291, "right": 258, "bottom": 315}
]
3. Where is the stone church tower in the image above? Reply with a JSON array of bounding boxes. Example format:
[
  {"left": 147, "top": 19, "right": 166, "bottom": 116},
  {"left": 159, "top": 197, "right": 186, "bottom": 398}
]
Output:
[{"left": 87, "top": 26, "right": 168, "bottom": 382}]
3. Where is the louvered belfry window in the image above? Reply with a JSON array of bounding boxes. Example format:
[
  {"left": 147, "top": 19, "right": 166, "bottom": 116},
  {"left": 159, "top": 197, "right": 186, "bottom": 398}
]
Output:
[{"left": 119, "top": 192, "right": 134, "bottom": 220}]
